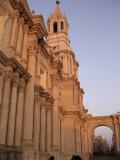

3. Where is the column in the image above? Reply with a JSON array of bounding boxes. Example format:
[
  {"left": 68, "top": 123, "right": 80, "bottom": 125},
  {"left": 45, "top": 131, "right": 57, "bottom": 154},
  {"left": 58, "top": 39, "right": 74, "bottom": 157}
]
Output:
[
  {"left": 46, "top": 102, "right": 52, "bottom": 152},
  {"left": 22, "top": 24, "right": 29, "bottom": 68},
  {"left": 40, "top": 99, "right": 46, "bottom": 151},
  {"left": 52, "top": 79, "right": 59, "bottom": 150},
  {"left": 7, "top": 72, "right": 19, "bottom": 145},
  {"left": 22, "top": 43, "right": 36, "bottom": 160},
  {"left": 84, "top": 123, "right": 88, "bottom": 154},
  {"left": 0, "top": 71, "right": 3, "bottom": 106},
  {"left": 81, "top": 125, "right": 85, "bottom": 154},
  {"left": 9, "top": 10, "right": 19, "bottom": 48},
  {"left": 115, "top": 123, "right": 119, "bottom": 151},
  {"left": 113, "top": 116, "right": 120, "bottom": 151},
  {"left": 0, "top": 71, "right": 12, "bottom": 144},
  {"left": 76, "top": 122, "right": 81, "bottom": 153},
  {"left": 60, "top": 118, "right": 64, "bottom": 153},
  {"left": 16, "top": 17, "right": 24, "bottom": 58},
  {"left": 118, "top": 115, "right": 120, "bottom": 150},
  {"left": 23, "top": 47, "right": 36, "bottom": 144},
  {"left": 118, "top": 114, "right": 120, "bottom": 149},
  {"left": 79, "top": 125, "right": 82, "bottom": 154},
  {"left": 33, "top": 94, "right": 41, "bottom": 151},
  {"left": 15, "top": 78, "right": 25, "bottom": 146}
]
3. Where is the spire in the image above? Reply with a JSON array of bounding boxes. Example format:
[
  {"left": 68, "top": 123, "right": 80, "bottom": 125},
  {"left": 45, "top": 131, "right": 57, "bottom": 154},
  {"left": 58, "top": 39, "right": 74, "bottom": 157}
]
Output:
[{"left": 54, "top": 0, "right": 62, "bottom": 16}]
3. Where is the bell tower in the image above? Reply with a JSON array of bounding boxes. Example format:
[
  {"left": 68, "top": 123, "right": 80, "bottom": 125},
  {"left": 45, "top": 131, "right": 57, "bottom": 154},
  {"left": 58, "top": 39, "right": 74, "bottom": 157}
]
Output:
[{"left": 47, "top": 1, "right": 79, "bottom": 80}]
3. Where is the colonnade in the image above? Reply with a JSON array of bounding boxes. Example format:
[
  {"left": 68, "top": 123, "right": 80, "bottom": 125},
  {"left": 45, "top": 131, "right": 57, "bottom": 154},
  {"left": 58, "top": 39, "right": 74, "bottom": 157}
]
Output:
[
  {"left": 0, "top": 65, "right": 54, "bottom": 160},
  {"left": 0, "top": 68, "right": 26, "bottom": 146}
]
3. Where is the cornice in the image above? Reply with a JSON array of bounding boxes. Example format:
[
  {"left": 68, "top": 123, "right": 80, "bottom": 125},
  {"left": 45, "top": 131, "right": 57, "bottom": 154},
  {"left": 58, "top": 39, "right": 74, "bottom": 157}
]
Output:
[
  {"left": 10, "top": 57, "right": 31, "bottom": 80},
  {"left": 9, "top": 0, "right": 32, "bottom": 26},
  {"left": 0, "top": 50, "right": 31, "bottom": 80}
]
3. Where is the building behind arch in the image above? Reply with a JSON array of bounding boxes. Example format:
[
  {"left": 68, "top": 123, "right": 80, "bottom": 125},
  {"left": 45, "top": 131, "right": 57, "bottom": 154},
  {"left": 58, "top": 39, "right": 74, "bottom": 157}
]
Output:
[{"left": 0, "top": 1, "right": 120, "bottom": 160}]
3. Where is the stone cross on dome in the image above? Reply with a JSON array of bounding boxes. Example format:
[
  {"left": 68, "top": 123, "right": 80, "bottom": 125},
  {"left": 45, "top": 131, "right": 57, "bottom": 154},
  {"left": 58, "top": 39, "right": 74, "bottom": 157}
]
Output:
[
  {"left": 56, "top": 0, "right": 60, "bottom": 5},
  {"left": 54, "top": 0, "right": 62, "bottom": 15}
]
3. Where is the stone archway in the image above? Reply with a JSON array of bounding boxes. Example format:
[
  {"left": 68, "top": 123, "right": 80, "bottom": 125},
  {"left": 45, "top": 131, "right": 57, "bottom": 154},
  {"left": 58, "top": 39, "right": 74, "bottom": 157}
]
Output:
[{"left": 86, "top": 114, "right": 120, "bottom": 155}]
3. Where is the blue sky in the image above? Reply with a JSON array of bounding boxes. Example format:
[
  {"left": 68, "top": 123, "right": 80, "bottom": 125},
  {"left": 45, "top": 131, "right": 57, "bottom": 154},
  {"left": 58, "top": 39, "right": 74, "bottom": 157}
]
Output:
[{"left": 28, "top": 0, "right": 120, "bottom": 116}]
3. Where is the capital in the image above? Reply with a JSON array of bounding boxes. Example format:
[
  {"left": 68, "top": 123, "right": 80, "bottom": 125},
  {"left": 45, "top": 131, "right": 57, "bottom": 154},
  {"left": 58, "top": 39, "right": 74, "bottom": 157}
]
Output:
[
  {"left": 18, "top": 17, "right": 24, "bottom": 25},
  {"left": 12, "top": 72, "right": 19, "bottom": 87},
  {"left": 19, "top": 78, "right": 26, "bottom": 91},
  {"left": 13, "top": 9, "right": 20, "bottom": 17},
  {"left": 3, "top": 71, "right": 12, "bottom": 82},
  {"left": 35, "top": 95, "right": 41, "bottom": 103}
]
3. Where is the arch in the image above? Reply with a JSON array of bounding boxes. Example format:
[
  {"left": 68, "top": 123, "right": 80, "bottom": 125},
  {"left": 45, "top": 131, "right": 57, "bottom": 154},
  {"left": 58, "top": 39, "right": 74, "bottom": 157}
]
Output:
[
  {"left": 53, "top": 21, "right": 58, "bottom": 33},
  {"left": 61, "top": 21, "right": 64, "bottom": 30},
  {"left": 92, "top": 123, "right": 114, "bottom": 133}
]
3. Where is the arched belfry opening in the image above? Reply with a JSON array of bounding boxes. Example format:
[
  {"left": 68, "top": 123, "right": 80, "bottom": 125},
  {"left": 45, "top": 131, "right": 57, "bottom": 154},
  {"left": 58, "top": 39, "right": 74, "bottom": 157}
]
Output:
[
  {"left": 61, "top": 21, "right": 64, "bottom": 30},
  {"left": 53, "top": 22, "right": 58, "bottom": 33}
]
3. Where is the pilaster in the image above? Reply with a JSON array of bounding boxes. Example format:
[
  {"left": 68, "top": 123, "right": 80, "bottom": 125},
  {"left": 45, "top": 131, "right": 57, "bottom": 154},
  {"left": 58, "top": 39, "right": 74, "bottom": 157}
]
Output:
[
  {"left": 16, "top": 17, "right": 24, "bottom": 60},
  {"left": 22, "top": 24, "right": 29, "bottom": 68},
  {"left": 9, "top": 10, "right": 19, "bottom": 48}
]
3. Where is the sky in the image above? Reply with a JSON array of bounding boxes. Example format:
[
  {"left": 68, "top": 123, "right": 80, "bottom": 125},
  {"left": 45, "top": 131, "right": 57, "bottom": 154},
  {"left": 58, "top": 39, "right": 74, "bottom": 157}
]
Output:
[{"left": 28, "top": 0, "right": 120, "bottom": 116}]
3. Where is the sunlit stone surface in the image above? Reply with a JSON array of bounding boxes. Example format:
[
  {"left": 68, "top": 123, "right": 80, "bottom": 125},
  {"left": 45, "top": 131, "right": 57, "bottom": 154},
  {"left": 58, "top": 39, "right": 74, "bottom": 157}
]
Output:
[{"left": 0, "top": 1, "right": 120, "bottom": 160}]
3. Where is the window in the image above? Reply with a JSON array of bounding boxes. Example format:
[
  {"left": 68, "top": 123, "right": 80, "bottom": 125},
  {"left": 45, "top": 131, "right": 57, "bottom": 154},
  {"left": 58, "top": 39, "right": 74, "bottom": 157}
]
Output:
[
  {"left": 61, "top": 21, "right": 64, "bottom": 30},
  {"left": 53, "top": 22, "right": 58, "bottom": 33}
]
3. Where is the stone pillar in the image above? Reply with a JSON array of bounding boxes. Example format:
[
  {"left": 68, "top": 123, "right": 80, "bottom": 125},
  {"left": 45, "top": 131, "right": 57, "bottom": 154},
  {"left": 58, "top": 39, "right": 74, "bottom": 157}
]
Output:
[
  {"left": 51, "top": 77, "right": 59, "bottom": 150},
  {"left": 46, "top": 102, "right": 52, "bottom": 152},
  {"left": 113, "top": 116, "right": 120, "bottom": 151},
  {"left": 7, "top": 72, "right": 19, "bottom": 145},
  {"left": 79, "top": 125, "right": 82, "bottom": 154},
  {"left": 16, "top": 17, "right": 24, "bottom": 59},
  {"left": 60, "top": 118, "right": 64, "bottom": 153},
  {"left": 40, "top": 98, "right": 46, "bottom": 152},
  {"left": 84, "top": 123, "right": 88, "bottom": 154},
  {"left": 33, "top": 94, "right": 41, "bottom": 151},
  {"left": 0, "top": 71, "right": 3, "bottom": 106},
  {"left": 118, "top": 115, "right": 120, "bottom": 150},
  {"left": 81, "top": 125, "right": 85, "bottom": 154},
  {"left": 115, "top": 123, "right": 119, "bottom": 151},
  {"left": 9, "top": 10, "right": 19, "bottom": 48},
  {"left": 22, "top": 46, "right": 36, "bottom": 160},
  {"left": 22, "top": 24, "right": 29, "bottom": 68},
  {"left": 15, "top": 78, "right": 26, "bottom": 146},
  {"left": 23, "top": 47, "right": 36, "bottom": 143},
  {"left": 0, "top": 71, "right": 12, "bottom": 144},
  {"left": 75, "top": 121, "right": 81, "bottom": 153}
]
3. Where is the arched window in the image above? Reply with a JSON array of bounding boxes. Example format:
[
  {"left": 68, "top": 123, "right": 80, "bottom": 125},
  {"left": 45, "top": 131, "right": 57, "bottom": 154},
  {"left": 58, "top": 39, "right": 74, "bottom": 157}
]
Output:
[
  {"left": 61, "top": 21, "right": 64, "bottom": 30},
  {"left": 53, "top": 22, "right": 58, "bottom": 33}
]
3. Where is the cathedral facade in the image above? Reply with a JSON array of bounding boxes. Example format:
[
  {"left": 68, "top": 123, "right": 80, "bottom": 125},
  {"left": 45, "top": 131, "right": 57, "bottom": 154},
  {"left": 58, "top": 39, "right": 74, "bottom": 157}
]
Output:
[{"left": 0, "top": 1, "right": 120, "bottom": 160}]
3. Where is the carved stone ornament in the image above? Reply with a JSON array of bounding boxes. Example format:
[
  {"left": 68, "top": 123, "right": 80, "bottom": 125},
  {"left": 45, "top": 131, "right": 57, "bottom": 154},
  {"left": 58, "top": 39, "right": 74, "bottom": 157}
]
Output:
[
  {"left": 19, "top": 77, "right": 26, "bottom": 91},
  {"left": 12, "top": 72, "right": 19, "bottom": 87},
  {"left": 3, "top": 71, "right": 12, "bottom": 82}
]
